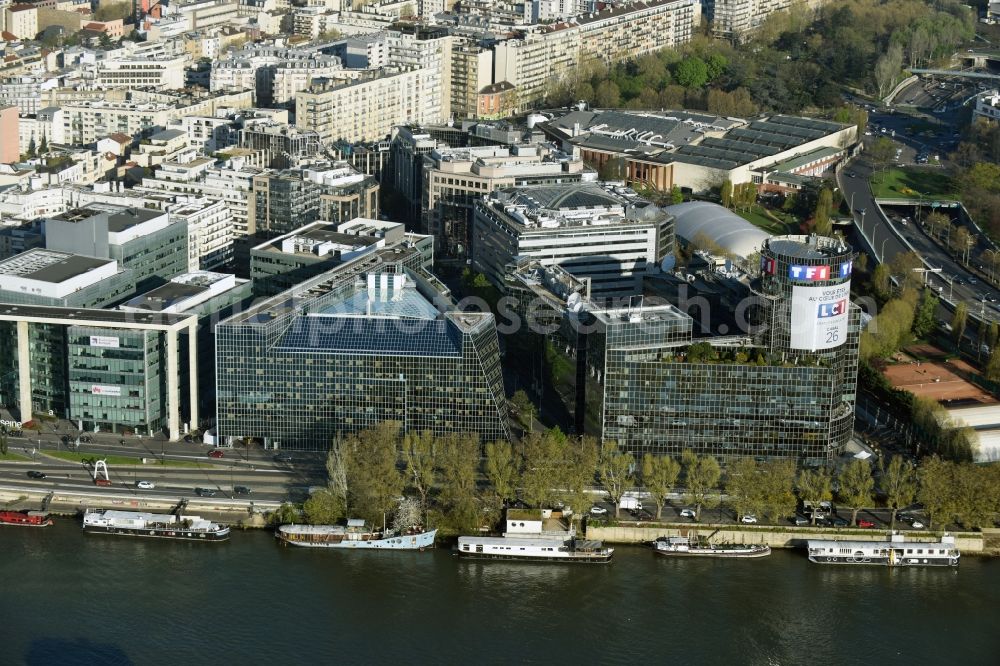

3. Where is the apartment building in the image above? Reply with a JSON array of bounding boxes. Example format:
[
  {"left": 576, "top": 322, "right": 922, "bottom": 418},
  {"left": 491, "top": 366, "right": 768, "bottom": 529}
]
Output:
[
  {"left": 705, "top": 0, "right": 804, "bottom": 42},
  {"left": 237, "top": 124, "right": 322, "bottom": 167},
  {"left": 169, "top": 198, "right": 234, "bottom": 271},
  {"left": 4, "top": 4, "right": 37, "bottom": 39},
  {"left": 272, "top": 54, "right": 344, "bottom": 105},
  {"left": 421, "top": 143, "right": 593, "bottom": 258},
  {"left": 96, "top": 54, "right": 189, "bottom": 90}
]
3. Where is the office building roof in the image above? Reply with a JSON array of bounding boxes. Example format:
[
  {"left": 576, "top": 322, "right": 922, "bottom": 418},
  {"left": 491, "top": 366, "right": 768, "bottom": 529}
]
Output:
[{"left": 0, "top": 249, "right": 113, "bottom": 285}]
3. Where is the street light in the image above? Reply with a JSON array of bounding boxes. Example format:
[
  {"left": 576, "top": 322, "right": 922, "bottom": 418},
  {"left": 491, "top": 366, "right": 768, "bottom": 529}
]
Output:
[{"left": 880, "top": 236, "right": 890, "bottom": 263}]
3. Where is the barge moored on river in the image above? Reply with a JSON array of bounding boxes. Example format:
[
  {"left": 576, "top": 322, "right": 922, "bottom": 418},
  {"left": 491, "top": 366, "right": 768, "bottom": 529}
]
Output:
[
  {"left": 82, "top": 509, "right": 230, "bottom": 541},
  {"left": 653, "top": 536, "right": 770, "bottom": 558},
  {"left": 277, "top": 520, "right": 436, "bottom": 550},
  {"left": 807, "top": 533, "right": 959, "bottom": 567},
  {"left": 0, "top": 510, "right": 53, "bottom": 527},
  {"left": 457, "top": 535, "right": 614, "bottom": 563}
]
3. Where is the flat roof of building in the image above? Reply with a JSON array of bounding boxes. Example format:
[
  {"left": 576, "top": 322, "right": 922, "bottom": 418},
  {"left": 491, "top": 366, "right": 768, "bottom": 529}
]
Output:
[
  {"left": 0, "top": 303, "right": 195, "bottom": 328},
  {"left": 51, "top": 206, "right": 163, "bottom": 233},
  {"left": 0, "top": 249, "right": 113, "bottom": 285},
  {"left": 481, "top": 182, "right": 665, "bottom": 231},
  {"left": 765, "top": 235, "right": 852, "bottom": 261}
]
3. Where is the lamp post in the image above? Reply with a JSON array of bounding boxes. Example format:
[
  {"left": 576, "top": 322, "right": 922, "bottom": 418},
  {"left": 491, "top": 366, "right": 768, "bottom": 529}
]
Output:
[
  {"left": 880, "top": 236, "right": 890, "bottom": 264},
  {"left": 984, "top": 249, "right": 999, "bottom": 285}
]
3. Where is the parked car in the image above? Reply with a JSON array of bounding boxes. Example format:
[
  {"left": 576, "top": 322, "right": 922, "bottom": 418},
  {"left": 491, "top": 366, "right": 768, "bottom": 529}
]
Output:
[
  {"left": 233, "top": 485, "right": 252, "bottom": 495},
  {"left": 589, "top": 505, "right": 608, "bottom": 516},
  {"left": 792, "top": 515, "right": 809, "bottom": 526},
  {"left": 136, "top": 480, "right": 155, "bottom": 490},
  {"left": 910, "top": 520, "right": 925, "bottom": 529},
  {"left": 273, "top": 453, "right": 295, "bottom": 463},
  {"left": 857, "top": 519, "right": 876, "bottom": 528},
  {"left": 741, "top": 514, "right": 758, "bottom": 524},
  {"left": 26, "top": 470, "right": 46, "bottom": 479},
  {"left": 195, "top": 487, "right": 217, "bottom": 497},
  {"left": 832, "top": 517, "right": 849, "bottom": 527},
  {"left": 208, "top": 449, "right": 224, "bottom": 459},
  {"left": 679, "top": 508, "right": 696, "bottom": 519}
]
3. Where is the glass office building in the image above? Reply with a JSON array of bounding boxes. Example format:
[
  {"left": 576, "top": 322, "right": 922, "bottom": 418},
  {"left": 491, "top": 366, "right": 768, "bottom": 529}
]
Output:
[
  {"left": 216, "top": 251, "right": 510, "bottom": 450},
  {"left": 510, "top": 235, "right": 859, "bottom": 466}
]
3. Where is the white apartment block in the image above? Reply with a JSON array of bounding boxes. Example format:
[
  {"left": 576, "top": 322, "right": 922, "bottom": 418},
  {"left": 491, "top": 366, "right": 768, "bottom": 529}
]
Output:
[
  {"left": 61, "top": 101, "right": 172, "bottom": 146},
  {"left": 96, "top": 54, "right": 188, "bottom": 90},
  {"left": 296, "top": 67, "right": 441, "bottom": 144},
  {"left": 4, "top": 4, "right": 37, "bottom": 40},
  {"left": 272, "top": 55, "right": 343, "bottom": 105},
  {"left": 137, "top": 161, "right": 258, "bottom": 239},
  {"left": 706, "top": 0, "right": 805, "bottom": 42},
  {"left": 169, "top": 197, "right": 234, "bottom": 271},
  {"left": 494, "top": 0, "right": 700, "bottom": 106}
]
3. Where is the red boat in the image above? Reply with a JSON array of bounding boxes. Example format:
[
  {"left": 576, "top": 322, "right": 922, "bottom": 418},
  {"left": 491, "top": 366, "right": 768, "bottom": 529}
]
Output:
[{"left": 0, "top": 510, "right": 54, "bottom": 527}]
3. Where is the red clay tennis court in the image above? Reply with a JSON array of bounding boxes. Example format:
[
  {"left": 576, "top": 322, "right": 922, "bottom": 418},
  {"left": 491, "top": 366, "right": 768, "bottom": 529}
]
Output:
[{"left": 882, "top": 360, "right": 996, "bottom": 403}]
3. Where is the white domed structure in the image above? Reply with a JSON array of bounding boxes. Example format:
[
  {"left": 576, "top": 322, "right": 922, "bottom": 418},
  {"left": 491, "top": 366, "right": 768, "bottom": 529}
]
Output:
[{"left": 665, "top": 201, "right": 771, "bottom": 259}]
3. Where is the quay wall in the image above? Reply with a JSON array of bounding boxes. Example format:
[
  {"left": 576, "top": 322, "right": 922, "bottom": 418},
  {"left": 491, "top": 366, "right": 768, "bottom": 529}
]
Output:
[
  {"left": 0, "top": 485, "right": 276, "bottom": 527},
  {"left": 586, "top": 523, "right": 992, "bottom": 554}
]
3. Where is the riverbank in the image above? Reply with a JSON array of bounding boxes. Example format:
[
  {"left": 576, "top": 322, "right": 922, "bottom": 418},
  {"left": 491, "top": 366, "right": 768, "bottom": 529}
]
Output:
[
  {"left": 585, "top": 521, "right": 998, "bottom": 555},
  {"left": 0, "top": 485, "right": 276, "bottom": 526}
]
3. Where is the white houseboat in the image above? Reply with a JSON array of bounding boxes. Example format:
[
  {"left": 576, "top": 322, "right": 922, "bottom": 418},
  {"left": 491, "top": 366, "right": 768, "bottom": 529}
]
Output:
[
  {"left": 457, "top": 508, "right": 613, "bottom": 563},
  {"left": 807, "top": 533, "right": 959, "bottom": 567},
  {"left": 277, "top": 520, "right": 436, "bottom": 550}
]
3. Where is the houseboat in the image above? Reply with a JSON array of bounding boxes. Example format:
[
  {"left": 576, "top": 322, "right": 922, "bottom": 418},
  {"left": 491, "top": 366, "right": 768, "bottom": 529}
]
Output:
[
  {"left": 807, "top": 533, "right": 959, "bottom": 567},
  {"left": 0, "top": 510, "right": 53, "bottom": 527},
  {"left": 456, "top": 507, "right": 613, "bottom": 563},
  {"left": 82, "top": 509, "right": 230, "bottom": 541},
  {"left": 277, "top": 520, "right": 437, "bottom": 550},
  {"left": 653, "top": 536, "right": 770, "bottom": 558}
]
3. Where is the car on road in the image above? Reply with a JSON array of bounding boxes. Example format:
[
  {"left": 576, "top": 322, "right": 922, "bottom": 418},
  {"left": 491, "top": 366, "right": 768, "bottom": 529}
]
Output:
[
  {"left": 832, "top": 517, "right": 849, "bottom": 527},
  {"left": 273, "top": 453, "right": 295, "bottom": 463},
  {"left": 136, "top": 480, "right": 155, "bottom": 490},
  {"left": 792, "top": 515, "right": 809, "bottom": 526},
  {"left": 679, "top": 508, "right": 696, "bottom": 519},
  {"left": 589, "top": 505, "right": 608, "bottom": 516},
  {"left": 26, "top": 470, "right": 46, "bottom": 479},
  {"left": 857, "top": 519, "right": 876, "bottom": 528},
  {"left": 208, "top": 449, "right": 224, "bottom": 458},
  {"left": 740, "top": 514, "right": 758, "bottom": 524},
  {"left": 195, "top": 487, "right": 217, "bottom": 497},
  {"left": 910, "top": 520, "right": 925, "bottom": 529},
  {"left": 233, "top": 485, "right": 252, "bottom": 495}
]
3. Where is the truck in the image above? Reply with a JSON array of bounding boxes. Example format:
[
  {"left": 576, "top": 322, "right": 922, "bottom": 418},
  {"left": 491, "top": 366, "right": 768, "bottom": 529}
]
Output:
[{"left": 618, "top": 496, "right": 642, "bottom": 512}]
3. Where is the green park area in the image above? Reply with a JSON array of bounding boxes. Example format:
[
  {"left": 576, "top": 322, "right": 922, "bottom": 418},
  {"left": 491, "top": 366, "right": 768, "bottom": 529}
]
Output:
[
  {"left": 735, "top": 205, "right": 797, "bottom": 235},
  {"left": 0, "top": 451, "right": 29, "bottom": 461},
  {"left": 870, "top": 168, "right": 959, "bottom": 201}
]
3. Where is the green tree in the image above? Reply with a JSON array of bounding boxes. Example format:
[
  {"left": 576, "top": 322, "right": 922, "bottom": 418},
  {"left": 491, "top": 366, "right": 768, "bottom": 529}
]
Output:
[
  {"left": 594, "top": 80, "right": 621, "bottom": 108},
  {"left": 39, "top": 135, "right": 48, "bottom": 154},
  {"left": 344, "top": 422, "right": 404, "bottom": 525},
  {"left": 561, "top": 436, "right": 598, "bottom": 516},
  {"left": 881, "top": 456, "right": 916, "bottom": 529},
  {"left": 869, "top": 137, "right": 895, "bottom": 180},
  {"left": 912, "top": 288, "right": 938, "bottom": 339},
  {"left": 720, "top": 180, "right": 733, "bottom": 209},
  {"left": 670, "top": 184, "right": 684, "bottom": 205},
  {"left": 724, "top": 457, "right": 760, "bottom": 521},
  {"left": 951, "top": 464, "right": 995, "bottom": 529},
  {"left": 872, "top": 263, "right": 893, "bottom": 301},
  {"left": 758, "top": 460, "right": 798, "bottom": 522},
  {"left": 813, "top": 188, "right": 833, "bottom": 236},
  {"left": 520, "top": 428, "right": 567, "bottom": 508},
  {"left": 303, "top": 489, "right": 345, "bottom": 525},
  {"left": 951, "top": 302, "right": 968, "bottom": 344},
  {"left": 681, "top": 450, "right": 721, "bottom": 521},
  {"left": 27, "top": 138, "right": 36, "bottom": 157},
  {"left": 510, "top": 389, "right": 537, "bottom": 432},
  {"left": 399, "top": 3, "right": 415, "bottom": 18},
  {"left": 485, "top": 440, "right": 519, "bottom": 504},
  {"left": 988, "top": 321, "right": 999, "bottom": 352},
  {"left": 641, "top": 453, "right": 680, "bottom": 519},
  {"left": 674, "top": 56, "right": 709, "bottom": 89},
  {"left": 269, "top": 502, "right": 302, "bottom": 526},
  {"left": 598, "top": 441, "right": 634, "bottom": 518},
  {"left": 796, "top": 468, "right": 833, "bottom": 525},
  {"left": 838, "top": 459, "right": 874, "bottom": 526},
  {"left": 917, "top": 456, "right": 956, "bottom": 529},
  {"left": 402, "top": 429, "right": 437, "bottom": 518},
  {"left": 985, "top": 348, "right": 1000, "bottom": 382},
  {"left": 0, "top": 434, "right": 7, "bottom": 456},
  {"left": 437, "top": 432, "right": 481, "bottom": 531}
]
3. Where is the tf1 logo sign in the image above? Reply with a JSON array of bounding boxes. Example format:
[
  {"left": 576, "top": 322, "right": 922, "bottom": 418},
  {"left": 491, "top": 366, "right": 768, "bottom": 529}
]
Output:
[
  {"left": 817, "top": 299, "right": 848, "bottom": 319},
  {"left": 788, "top": 262, "right": 852, "bottom": 281}
]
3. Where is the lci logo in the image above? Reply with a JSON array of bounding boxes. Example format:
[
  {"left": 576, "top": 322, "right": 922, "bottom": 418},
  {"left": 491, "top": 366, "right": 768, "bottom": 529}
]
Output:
[
  {"left": 788, "top": 262, "right": 853, "bottom": 281},
  {"left": 817, "top": 299, "right": 848, "bottom": 318}
]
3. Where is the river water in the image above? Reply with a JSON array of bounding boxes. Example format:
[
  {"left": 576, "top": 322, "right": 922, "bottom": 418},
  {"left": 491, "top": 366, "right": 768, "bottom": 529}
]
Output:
[{"left": 2, "top": 523, "right": 997, "bottom": 665}]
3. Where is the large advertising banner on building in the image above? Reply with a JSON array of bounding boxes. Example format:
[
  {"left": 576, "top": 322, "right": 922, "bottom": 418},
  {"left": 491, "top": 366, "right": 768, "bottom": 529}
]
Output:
[
  {"left": 790, "top": 282, "right": 851, "bottom": 351},
  {"left": 91, "top": 385, "right": 122, "bottom": 397},
  {"left": 89, "top": 336, "right": 120, "bottom": 348}
]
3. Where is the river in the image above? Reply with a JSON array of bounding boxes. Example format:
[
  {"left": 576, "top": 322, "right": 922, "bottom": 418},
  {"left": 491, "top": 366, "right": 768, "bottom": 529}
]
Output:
[{"left": 2, "top": 523, "right": 998, "bottom": 665}]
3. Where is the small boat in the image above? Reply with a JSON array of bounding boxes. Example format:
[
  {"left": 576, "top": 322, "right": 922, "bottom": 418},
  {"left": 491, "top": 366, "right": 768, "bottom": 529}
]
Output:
[
  {"left": 82, "top": 509, "right": 230, "bottom": 541},
  {"left": 277, "top": 519, "right": 437, "bottom": 550},
  {"left": 807, "top": 532, "right": 959, "bottom": 567},
  {"left": 0, "top": 510, "right": 53, "bottom": 527},
  {"left": 652, "top": 536, "right": 770, "bottom": 558}
]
